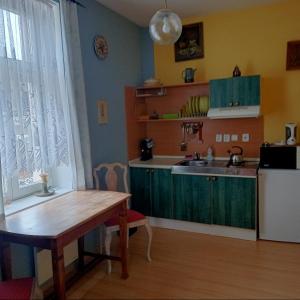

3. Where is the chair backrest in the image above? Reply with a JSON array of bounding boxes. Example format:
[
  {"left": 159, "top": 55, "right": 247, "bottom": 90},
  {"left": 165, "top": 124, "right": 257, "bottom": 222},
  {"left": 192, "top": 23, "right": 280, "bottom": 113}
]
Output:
[{"left": 93, "top": 163, "right": 129, "bottom": 193}]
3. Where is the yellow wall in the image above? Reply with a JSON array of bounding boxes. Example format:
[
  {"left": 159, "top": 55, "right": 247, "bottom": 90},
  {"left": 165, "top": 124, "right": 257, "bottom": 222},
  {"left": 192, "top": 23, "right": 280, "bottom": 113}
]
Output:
[{"left": 154, "top": 0, "right": 300, "bottom": 143}]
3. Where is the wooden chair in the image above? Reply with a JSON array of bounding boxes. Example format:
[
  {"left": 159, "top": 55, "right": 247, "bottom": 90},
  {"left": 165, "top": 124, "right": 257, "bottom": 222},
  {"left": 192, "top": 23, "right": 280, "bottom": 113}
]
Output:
[
  {"left": 0, "top": 278, "right": 43, "bottom": 299},
  {"left": 93, "top": 163, "right": 152, "bottom": 273}
]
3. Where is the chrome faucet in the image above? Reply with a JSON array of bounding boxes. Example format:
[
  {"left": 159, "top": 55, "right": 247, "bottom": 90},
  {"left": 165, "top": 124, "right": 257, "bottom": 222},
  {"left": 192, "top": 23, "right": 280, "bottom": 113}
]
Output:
[{"left": 194, "top": 152, "right": 201, "bottom": 160}]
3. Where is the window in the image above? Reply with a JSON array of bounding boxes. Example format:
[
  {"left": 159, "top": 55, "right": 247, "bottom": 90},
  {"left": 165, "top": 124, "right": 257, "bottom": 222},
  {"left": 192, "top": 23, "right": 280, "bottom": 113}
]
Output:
[
  {"left": 0, "top": 9, "right": 22, "bottom": 60},
  {"left": 0, "top": 1, "right": 72, "bottom": 204}
]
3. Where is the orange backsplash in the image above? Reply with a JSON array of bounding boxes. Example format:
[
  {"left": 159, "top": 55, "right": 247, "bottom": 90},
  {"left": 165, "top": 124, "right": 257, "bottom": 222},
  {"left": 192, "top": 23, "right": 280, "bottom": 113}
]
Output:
[
  {"left": 147, "top": 118, "right": 263, "bottom": 158},
  {"left": 125, "top": 86, "right": 264, "bottom": 160}
]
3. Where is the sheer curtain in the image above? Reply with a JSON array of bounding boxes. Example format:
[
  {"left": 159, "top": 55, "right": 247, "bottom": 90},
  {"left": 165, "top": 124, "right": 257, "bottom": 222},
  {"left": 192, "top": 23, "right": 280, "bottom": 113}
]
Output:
[
  {"left": 59, "top": 0, "right": 93, "bottom": 189},
  {"left": 0, "top": 0, "right": 92, "bottom": 209}
]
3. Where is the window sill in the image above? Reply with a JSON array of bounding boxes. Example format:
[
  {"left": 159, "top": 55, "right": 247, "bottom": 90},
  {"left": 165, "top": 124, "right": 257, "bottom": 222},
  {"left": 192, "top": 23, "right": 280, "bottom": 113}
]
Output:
[{"left": 4, "top": 188, "right": 73, "bottom": 217}]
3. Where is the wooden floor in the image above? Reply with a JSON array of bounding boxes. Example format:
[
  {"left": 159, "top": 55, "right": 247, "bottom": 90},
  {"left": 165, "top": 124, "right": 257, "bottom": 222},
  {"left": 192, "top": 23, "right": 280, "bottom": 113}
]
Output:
[{"left": 67, "top": 227, "right": 300, "bottom": 299}]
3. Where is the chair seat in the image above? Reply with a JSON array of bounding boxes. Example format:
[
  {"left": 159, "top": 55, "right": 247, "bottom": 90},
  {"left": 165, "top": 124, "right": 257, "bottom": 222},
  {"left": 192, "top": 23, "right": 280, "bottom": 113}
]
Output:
[
  {"left": 0, "top": 278, "right": 34, "bottom": 299},
  {"left": 105, "top": 209, "right": 145, "bottom": 227}
]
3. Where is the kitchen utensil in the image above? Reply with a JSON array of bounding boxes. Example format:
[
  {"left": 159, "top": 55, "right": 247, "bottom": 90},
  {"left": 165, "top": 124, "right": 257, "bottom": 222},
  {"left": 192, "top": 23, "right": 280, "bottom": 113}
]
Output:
[
  {"left": 192, "top": 123, "right": 199, "bottom": 134},
  {"left": 182, "top": 68, "right": 197, "bottom": 83},
  {"left": 227, "top": 146, "right": 244, "bottom": 166},
  {"left": 199, "top": 97, "right": 204, "bottom": 116},
  {"left": 191, "top": 96, "right": 196, "bottom": 116},
  {"left": 198, "top": 122, "right": 203, "bottom": 143},
  {"left": 180, "top": 124, "right": 187, "bottom": 151},
  {"left": 201, "top": 96, "right": 209, "bottom": 115},
  {"left": 190, "top": 97, "right": 194, "bottom": 116},
  {"left": 285, "top": 123, "right": 297, "bottom": 145},
  {"left": 197, "top": 96, "right": 201, "bottom": 116}
]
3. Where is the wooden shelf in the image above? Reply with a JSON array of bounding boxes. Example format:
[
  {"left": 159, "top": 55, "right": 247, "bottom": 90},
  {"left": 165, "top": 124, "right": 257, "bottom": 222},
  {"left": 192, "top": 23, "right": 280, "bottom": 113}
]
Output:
[
  {"left": 135, "top": 82, "right": 209, "bottom": 98},
  {"left": 137, "top": 117, "right": 208, "bottom": 123},
  {"left": 135, "top": 86, "right": 166, "bottom": 98},
  {"left": 136, "top": 81, "right": 209, "bottom": 90}
]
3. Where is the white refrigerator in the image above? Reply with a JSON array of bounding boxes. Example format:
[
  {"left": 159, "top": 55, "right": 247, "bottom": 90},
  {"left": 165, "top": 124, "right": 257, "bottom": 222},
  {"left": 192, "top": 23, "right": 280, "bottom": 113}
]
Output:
[{"left": 259, "top": 169, "right": 300, "bottom": 243}]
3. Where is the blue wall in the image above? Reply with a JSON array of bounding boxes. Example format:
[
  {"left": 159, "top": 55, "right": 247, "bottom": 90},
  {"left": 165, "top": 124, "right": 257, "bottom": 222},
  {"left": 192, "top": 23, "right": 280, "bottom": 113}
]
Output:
[
  {"left": 140, "top": 27, "right": 155, "bottom": 81},
  {"left": 77, "top": 0, "right": 143, "bottom": 166}
]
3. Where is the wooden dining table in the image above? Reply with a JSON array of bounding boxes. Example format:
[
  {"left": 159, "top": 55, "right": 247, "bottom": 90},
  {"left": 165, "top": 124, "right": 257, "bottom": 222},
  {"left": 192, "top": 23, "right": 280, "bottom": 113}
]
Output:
[{"left": 0, "top": 190, "right": 130, "bottom": 300}]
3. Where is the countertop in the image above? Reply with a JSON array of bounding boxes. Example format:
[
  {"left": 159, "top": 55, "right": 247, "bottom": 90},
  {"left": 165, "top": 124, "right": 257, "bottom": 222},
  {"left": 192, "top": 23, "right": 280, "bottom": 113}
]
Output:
[
  {"left": 129, "top": 156, "right": 259, "bottom": 178},
  {"left": 129, "top": 156, "right": 183, "bottom": 169}
]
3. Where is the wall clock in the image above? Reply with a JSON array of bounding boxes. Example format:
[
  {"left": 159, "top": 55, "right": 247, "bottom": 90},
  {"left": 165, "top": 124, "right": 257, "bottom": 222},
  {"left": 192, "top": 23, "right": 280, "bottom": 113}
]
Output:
[{"left": 94, "top": 35, "right": 108, "bottom": 59}]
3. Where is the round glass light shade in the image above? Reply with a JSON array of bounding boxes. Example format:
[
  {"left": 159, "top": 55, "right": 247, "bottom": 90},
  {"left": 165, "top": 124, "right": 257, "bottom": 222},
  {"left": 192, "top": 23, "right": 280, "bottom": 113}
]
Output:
[{"left": 149, "top": 9, "right": 182, "bottom": 45}]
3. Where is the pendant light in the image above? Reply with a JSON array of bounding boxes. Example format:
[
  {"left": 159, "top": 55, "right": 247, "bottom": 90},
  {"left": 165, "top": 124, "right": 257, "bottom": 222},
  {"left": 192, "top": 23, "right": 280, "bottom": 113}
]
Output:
[{"left": 149, "top": 0, "right": 182, "bottom": 45}]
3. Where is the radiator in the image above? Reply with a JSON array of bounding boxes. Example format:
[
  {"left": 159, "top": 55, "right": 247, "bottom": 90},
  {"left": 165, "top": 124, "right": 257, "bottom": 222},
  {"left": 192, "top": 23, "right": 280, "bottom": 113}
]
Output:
[{"left": 35, "top": 241, "right": 78, "bottom": 286}]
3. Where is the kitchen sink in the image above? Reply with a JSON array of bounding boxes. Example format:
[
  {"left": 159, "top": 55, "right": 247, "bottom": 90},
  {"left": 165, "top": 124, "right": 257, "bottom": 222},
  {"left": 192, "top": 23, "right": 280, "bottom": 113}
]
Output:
[
  {"left": 177, "top": 159, "right": 208, "bottom": 167},
  {"left": 172, "top": 159, "right": 258, "bottom": 177}
]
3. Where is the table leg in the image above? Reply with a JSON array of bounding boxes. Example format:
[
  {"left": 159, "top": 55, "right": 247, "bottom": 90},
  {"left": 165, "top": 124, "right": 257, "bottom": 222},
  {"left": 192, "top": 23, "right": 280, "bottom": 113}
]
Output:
[
  {"left": 119, "top": 200, "right": 128, "bottom": 279},
  {"left": 0, "top": 237, "right": 12, "bottom": 280},
  {"left": 51, "top": 243, "right": 66, "bottom": 300},
  {"left": 77, "top": 236, "right": 85, "bottom": 271}
]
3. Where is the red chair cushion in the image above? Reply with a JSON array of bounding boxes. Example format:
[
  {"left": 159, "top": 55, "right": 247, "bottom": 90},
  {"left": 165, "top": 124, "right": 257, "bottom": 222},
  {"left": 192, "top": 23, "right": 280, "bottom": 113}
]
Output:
[
  {"left": 0, "top": 278, "right": 34, "bottom": 299},
  {"left": 105, "top": 209, "right": 145, "bottom": 227}
]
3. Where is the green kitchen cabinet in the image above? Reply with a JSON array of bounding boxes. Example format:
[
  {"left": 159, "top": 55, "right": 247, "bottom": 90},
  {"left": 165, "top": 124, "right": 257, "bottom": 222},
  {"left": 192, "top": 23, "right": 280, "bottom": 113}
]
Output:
[
  {"left": 212, "top": 176, "right": 256, "bottom": 229},
  {"left": 151, "top": 168, "right": 173, "bottom": 219},
  {"left": 130, "top": 167, "right": 173, "bottom": 219},
  {"left": 130, "top": 167, "right": 152, "bottom": 216},
  {"left": 173, "top": 174, "right": 211, "bottom": 224},
  {"left": 210, "top": 75, "right": 260, "bottom": 108},
  {"left": 173, "top": 174, "right": 256, "bottom": 229}
]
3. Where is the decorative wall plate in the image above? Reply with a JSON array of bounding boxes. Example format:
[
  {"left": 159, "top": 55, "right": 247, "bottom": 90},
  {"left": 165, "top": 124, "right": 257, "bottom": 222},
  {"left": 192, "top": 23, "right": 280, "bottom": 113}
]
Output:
[{"left": 94, "top": 35, "right": 108, "bottom": 59}]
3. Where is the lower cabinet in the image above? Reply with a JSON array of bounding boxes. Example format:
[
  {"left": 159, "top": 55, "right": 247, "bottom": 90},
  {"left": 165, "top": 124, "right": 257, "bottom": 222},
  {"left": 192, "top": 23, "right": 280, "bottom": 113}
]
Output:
[
  {"left": 130, "top": 167, "right": 172, "bottom": 219},
  {"left": 173, "top": 174, "right": 256, "bottom": 229},
  {"left": 172, "top": 174, "right": 211, "bottom": 224},
  {"left": 130, "top": 167, "right": 256, "bottom": 229},
  {"left": 130, "top": 167, "right": 152, "bottom": 216},
  {"left": 212, "top": 176, "right": 256, "bottom": 229}
]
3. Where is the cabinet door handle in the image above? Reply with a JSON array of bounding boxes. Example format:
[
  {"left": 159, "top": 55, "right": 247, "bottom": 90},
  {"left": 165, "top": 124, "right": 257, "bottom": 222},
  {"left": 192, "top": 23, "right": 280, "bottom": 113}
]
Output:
[
  {"left": 206, "top": 177, "right": 211, "bottom": 181},
  {"left": 228, "top": 102, "right": 233, "bottom": 107},
  {"left": 151, "top": 169, "right": 154, "bottom": 173},
  {"left": 146, "top": 169, "right": 150, "bottom": 173},
  {"left": 233, "top": 101, "right": 240, "bottom": 106},
  {"left": 211, "top": 176, "right": 217, "bottom": 181}
]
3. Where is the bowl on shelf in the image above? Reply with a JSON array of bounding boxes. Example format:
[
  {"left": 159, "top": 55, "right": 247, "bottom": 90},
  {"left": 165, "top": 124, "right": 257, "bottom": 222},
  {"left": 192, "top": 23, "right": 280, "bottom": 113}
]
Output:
[{"left": 143, "top": 78, "right": 161, "bottom": 87}]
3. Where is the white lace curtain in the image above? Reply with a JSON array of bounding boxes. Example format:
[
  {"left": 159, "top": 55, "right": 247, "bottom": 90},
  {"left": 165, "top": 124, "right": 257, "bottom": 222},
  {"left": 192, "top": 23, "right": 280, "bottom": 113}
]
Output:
[
  {"left": 0, "top": 0, "right": 70, "bottom": 180},
  {"left": 0, "top": 0, "right": 93, "bottom": 204}
]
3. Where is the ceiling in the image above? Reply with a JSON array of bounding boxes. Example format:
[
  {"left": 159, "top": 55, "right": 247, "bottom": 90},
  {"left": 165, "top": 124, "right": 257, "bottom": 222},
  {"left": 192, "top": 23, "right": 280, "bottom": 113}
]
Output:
[{"left": 96, "top": 0, "right": 283, "bottom": 27}]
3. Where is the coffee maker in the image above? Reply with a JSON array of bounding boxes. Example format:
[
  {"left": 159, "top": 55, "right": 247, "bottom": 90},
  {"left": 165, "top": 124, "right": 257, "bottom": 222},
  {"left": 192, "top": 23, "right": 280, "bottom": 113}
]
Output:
[{"left": 140, "top": 138, "right": 153, "bottom": 161}]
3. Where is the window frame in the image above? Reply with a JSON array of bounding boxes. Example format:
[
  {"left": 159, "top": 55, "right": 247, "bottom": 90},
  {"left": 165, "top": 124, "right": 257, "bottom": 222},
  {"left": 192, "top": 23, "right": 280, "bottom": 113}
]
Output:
[{"left": 1, "top": 1, "right": 73, "bottom": 204}]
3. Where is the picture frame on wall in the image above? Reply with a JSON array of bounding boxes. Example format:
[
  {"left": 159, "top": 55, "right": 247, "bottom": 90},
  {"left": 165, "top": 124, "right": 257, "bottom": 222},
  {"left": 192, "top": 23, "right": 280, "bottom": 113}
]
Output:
[
  {"left": 286, "top": 40, "right": 300, "bottom": 70},
  {"left": 97, "top": 100, "right": 108, "bottom": 124},
  {"left": 174, "top": 22, "right": 204, "bottom": 62}
]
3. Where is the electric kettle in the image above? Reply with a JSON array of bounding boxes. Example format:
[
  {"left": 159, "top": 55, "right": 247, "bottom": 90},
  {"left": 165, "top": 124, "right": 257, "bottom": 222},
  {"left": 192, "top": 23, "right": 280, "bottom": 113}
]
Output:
[{"left": 227, "top": 146, "right": 244, "bottom": 166}]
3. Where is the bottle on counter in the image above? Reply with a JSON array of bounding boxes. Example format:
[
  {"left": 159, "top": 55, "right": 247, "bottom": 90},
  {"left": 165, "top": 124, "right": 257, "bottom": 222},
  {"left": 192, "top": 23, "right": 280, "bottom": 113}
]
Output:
[{"left": 206, "top": 146, "right": 214, "bottom": 161}]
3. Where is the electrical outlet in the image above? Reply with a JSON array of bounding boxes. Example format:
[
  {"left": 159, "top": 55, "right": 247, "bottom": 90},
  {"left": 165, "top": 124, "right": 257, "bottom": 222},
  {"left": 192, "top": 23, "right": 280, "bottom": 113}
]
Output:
[
  {"left": 242, "top": 133, "right": 250, "bottom": 142},
  {"left": 231, "top": 134, "right": 238, "bottom": 142},
  {"left": 223, "top": 134, "right": 230, "bottom": 143},
  {"left": 216, "top": 134, "right": 222, "bottom": 143}
]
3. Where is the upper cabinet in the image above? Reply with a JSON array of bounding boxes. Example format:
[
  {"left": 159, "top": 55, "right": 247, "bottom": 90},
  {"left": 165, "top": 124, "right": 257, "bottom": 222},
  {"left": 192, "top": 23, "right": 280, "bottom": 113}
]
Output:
[{"left": 210, "top": 75, "right": 260, "bottom": 108}]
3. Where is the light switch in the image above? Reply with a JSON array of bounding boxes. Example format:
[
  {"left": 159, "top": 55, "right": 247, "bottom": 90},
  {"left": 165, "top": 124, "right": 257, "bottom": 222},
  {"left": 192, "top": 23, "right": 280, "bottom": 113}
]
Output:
[
  {"left": 216, "top": 134, "right": 222, "bottom": 143},
  {"left": 223, "top": 134, "right": 230, "bottom": 143},
  {"left": 242, "top": 133, "right": 250, "bottom": 142},
  {"left": 231, "top": 134, "right": 238, "bottom": 142}
]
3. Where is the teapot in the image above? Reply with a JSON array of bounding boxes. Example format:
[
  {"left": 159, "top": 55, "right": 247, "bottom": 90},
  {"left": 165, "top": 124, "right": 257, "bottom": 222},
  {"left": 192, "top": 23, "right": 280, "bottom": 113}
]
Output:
[{"left": 182, "top": 68, "right": 197, "bottom": 83}]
